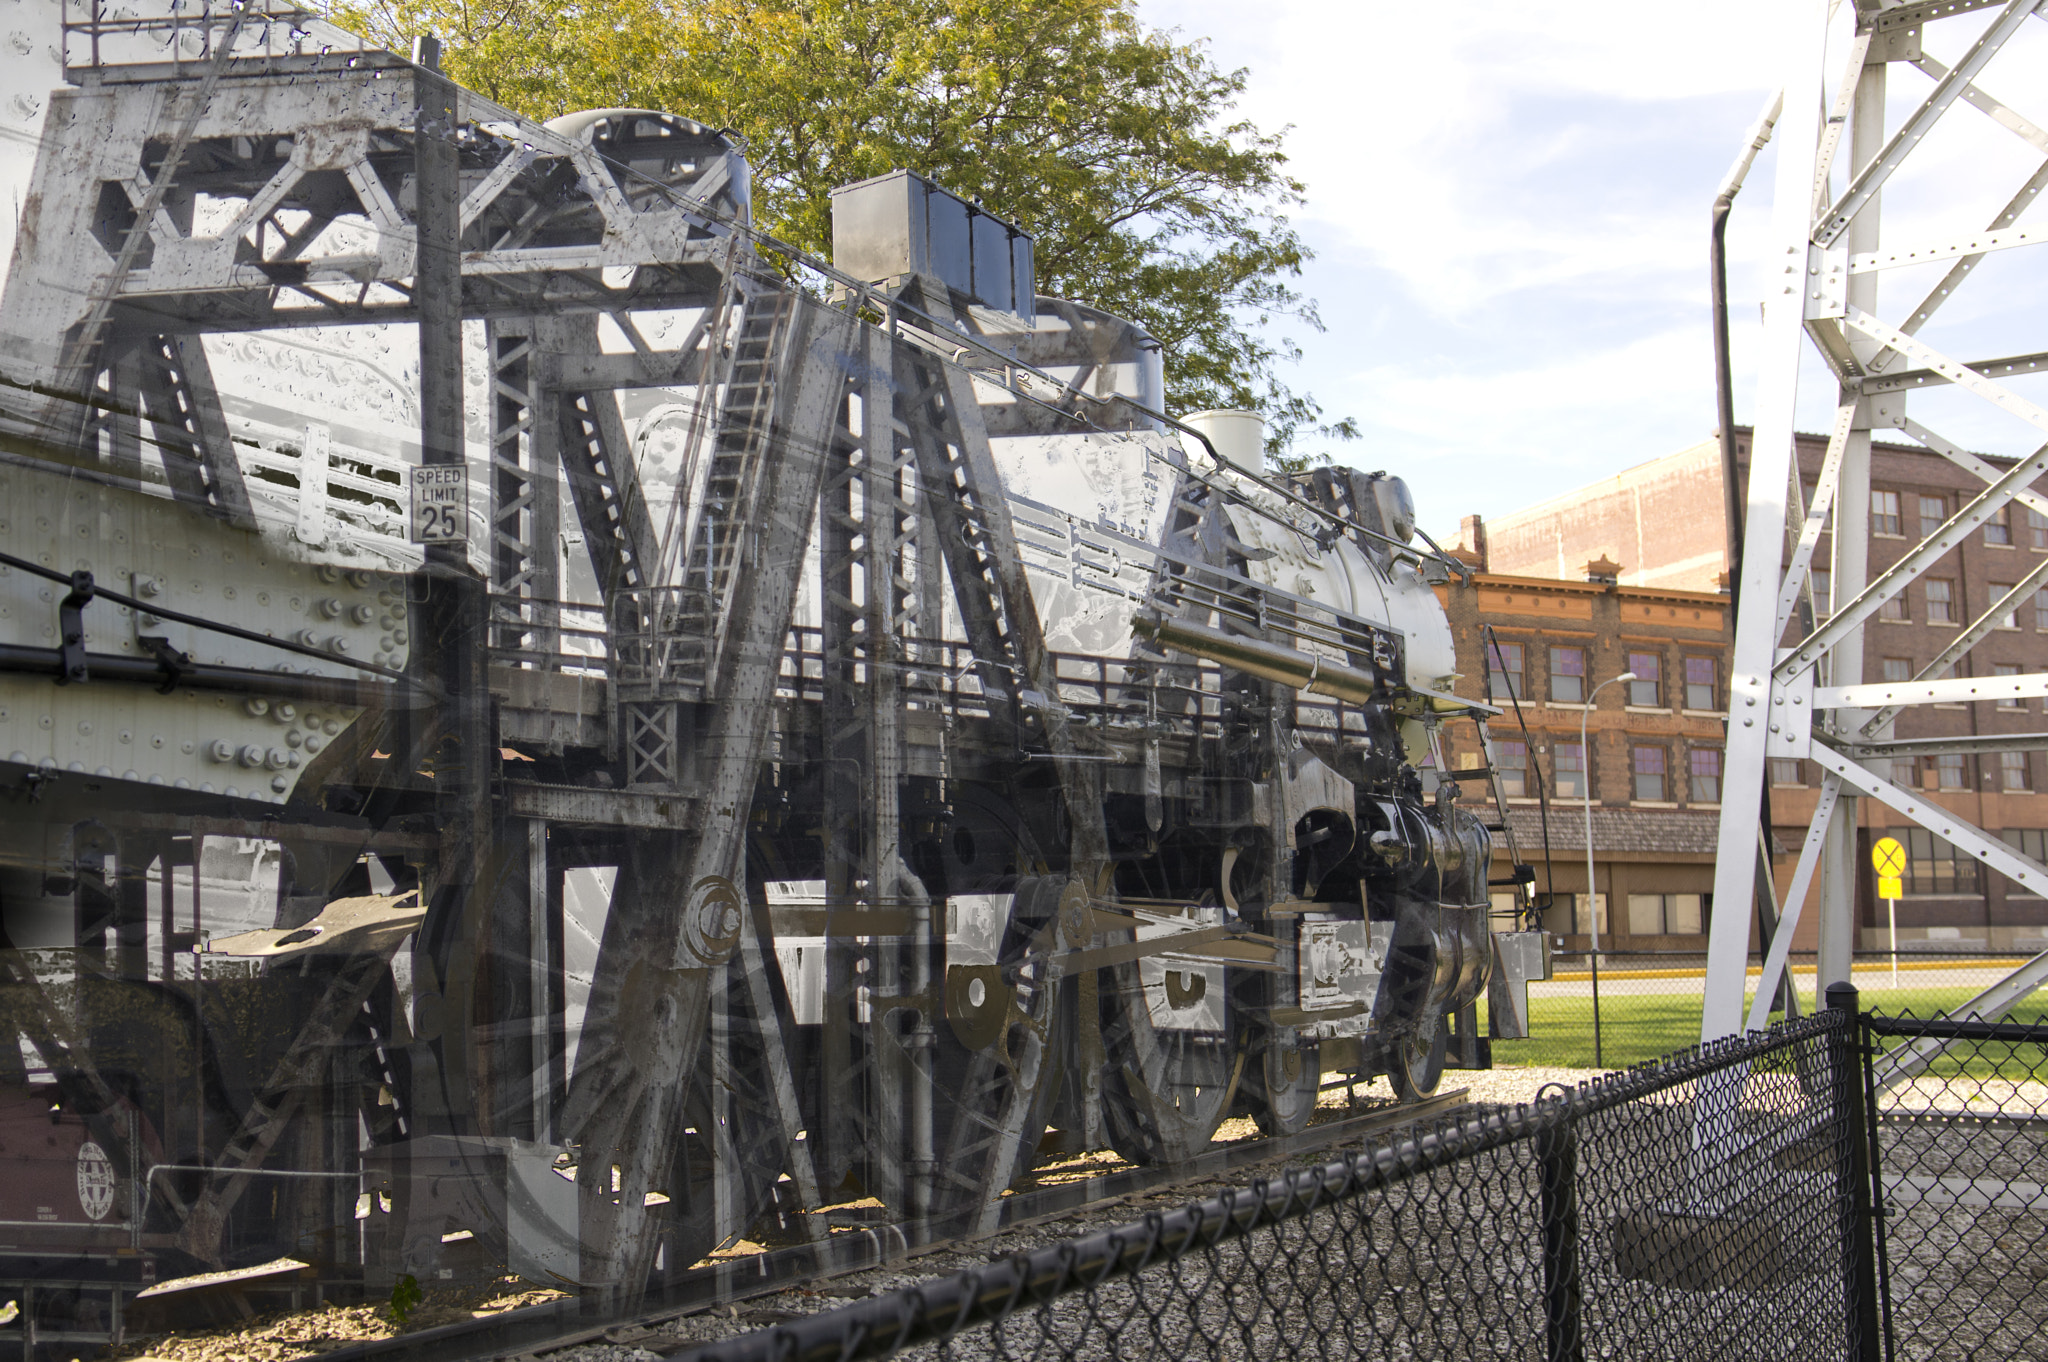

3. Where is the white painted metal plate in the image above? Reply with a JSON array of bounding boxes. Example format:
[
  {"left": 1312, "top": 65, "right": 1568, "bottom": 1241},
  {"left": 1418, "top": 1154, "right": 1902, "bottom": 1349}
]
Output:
[
  {"left": 1803, "top": 243, "right": 1847, "bottom": 319},
  {"left": 1768, "top": 661, "right": 1814, "bottom": 758}
]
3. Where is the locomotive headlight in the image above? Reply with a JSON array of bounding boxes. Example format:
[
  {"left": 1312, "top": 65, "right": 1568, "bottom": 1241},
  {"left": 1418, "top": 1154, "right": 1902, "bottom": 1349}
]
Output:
[{"left": 1374, "top": 476, "right": 1417, "bottom": 544}]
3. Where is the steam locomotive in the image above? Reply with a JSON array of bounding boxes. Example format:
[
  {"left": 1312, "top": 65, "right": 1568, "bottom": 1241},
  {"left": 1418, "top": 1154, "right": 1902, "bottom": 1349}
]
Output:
[{"left": 0, "top": 5, "right": 1540, "bottom": 1326}]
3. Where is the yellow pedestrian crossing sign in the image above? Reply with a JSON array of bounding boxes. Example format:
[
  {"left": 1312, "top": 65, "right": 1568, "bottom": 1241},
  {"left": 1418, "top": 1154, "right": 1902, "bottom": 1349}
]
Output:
[{"left": 1872, "top": 836, "right": 1906, "bottom": 901}]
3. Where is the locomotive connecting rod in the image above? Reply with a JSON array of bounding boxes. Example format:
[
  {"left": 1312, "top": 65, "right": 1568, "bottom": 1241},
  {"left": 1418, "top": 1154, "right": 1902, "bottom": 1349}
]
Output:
[{"left": 1131, "top": 614, "right": 1380, "bottom": 706}]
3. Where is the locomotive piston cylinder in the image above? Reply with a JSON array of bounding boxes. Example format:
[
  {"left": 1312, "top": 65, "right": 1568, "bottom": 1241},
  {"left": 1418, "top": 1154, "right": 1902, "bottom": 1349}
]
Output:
[{"left": 1131, "top": 615, "right": 1380, "bottom": 706}]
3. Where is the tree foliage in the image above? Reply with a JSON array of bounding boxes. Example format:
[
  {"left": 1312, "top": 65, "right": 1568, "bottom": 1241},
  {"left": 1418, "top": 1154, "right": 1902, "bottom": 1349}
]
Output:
[{"left": 326, "top": 0, "right": 1352, "bottom": 453}]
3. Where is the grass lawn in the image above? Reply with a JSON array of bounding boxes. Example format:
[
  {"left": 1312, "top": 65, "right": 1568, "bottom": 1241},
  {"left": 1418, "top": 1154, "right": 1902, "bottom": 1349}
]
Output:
[{"left": 1486, "top": 983, "right": 2048, "bottom": 1076}]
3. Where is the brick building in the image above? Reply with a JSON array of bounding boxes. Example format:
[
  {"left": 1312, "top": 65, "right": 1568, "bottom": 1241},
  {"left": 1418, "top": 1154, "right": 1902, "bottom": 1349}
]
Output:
[
  {"left": 1459, "top": 428, "right": 2048, "bottom": 955},
  {"left": 1433, "top": 555, "right": 1734, "bottom": 952},
  {"left": 1477, "top": 435, "right": 1730, "bottom": 593}
]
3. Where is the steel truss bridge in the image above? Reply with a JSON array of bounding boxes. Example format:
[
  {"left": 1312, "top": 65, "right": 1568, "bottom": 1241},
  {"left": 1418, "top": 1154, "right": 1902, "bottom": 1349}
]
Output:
[{"left": 0, "top": 0, "right": 1522, "bottom": 1329}]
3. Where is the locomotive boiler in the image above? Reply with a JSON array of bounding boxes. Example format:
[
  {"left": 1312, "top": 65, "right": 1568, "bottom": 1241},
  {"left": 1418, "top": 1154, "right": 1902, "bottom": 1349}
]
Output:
[{"left": 0, "top": 2, "right": 1544, "bottom": 1333}]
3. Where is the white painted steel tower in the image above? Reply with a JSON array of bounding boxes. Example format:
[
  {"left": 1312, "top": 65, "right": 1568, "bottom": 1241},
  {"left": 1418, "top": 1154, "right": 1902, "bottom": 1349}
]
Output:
[{"left": 1707, "top": 0, "right": 2048, "bottom": 1037}]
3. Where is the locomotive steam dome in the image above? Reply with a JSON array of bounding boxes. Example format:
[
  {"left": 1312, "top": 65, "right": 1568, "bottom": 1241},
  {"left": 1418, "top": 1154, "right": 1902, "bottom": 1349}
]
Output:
[{"left": 1182, "top": 407, "right": 1266, "bottom": 474}]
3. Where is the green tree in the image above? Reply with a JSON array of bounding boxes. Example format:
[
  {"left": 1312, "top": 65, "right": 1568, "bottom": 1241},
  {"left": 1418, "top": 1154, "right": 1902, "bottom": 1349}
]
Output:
[{"left": 326, "top": 0, "right": 1353, "bottom": 455}]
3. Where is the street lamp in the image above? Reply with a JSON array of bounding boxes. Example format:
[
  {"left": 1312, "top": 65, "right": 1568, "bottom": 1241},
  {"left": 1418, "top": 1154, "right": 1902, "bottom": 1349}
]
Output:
[{"left": 1581, "top": 670, "right": 1636, "bottom": 1069}]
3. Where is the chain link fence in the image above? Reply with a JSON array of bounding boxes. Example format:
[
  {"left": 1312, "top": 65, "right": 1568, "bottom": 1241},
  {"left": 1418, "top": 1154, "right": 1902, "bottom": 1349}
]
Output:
[
  {"left": 673, "top": 1011, "right": 1872, "bottom": 1361},
  {"left": 1865, "top": 1011, "right": 2048, "bottom": 1361}
]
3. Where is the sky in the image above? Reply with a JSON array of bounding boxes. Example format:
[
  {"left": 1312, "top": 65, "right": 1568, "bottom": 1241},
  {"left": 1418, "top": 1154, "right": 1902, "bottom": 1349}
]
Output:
[
  {"left": 7, "top": 1, "right": 2044, "bottom": 543},
  {"left": 1132, "top": 1, "right": 2048, "bottom": 538}
]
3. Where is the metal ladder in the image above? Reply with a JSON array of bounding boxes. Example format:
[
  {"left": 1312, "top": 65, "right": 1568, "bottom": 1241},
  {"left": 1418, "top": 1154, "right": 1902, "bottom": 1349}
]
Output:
[{"left": 671, "top": 286, "right": 800, "bottom": 687}]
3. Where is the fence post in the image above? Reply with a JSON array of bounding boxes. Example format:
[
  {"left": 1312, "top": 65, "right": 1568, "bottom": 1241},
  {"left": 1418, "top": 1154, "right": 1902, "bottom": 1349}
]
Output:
[
  {"left": 1826, "top": 982, "right": 1881, "bottom": 1362},
  {"left": 1535, "top": 1112, "right": 1584, "bottom": 1362}
]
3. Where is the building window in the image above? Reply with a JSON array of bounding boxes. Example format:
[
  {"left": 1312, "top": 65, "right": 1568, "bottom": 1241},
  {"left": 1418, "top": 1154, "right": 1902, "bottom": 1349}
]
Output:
[
  {"left": 1920, "top": 494, "right": 1947, "bottom": 539},
  {"left": 1811, "top": 568, "right": 1832, "bottom": 619},
  {"left": 2000, "top": 829, "right": 2046, "bottom": 896},
  {"left": 1990, "top": 583, "right": 2018, "bottom": 629},
  {"left": 1627, "top": 893, "right": 1706, "bottom": 936},
  {"left": 1546, "top": 892, "right": 1606, "bottom": 938},
  {"left": 1880, "top": 591, "right": 1908, "bottom": 622},
  {"left": 1872, "top": 489, "right": 1902, "bottom": 536},
  {"left": 1987, "top": 504, "right": 2013, "bottom": 546},
  {"left": 1926, "top": 753, "right": 1967, "bottom": 789},
  {"left": 1550, "top": 646, "right": 1585, "bottom": 703},
  {"left": 2002, "top": 750, "right": 2032, "bottom": 790},
  {"left": 1926, "top": 578, "right": 1955, "bottom": 623},
  {"left": 1627, "top": 652, "right": 1661, "bottom": 707},
  {"left": 1882, "top": 657, "right": 1912, "bottom": 684},
  {"left": 1633, "top": 745, "right": 1667, "bottom": 801},
  {"left": 1553, "top": 742, "right": 1586, "bottom": 799},
  {"left": 1898, "top": 826, "right": 1980, "bottom": 896},
  {"left": 1684, "top": 656, "right": 1718, "bottom": 711},
  {"left": 1487, "top": 640, "right": 1525, "bottom": 704},
  {"left": 1770, "top": 758, "right": 1805, "bottom": 786},
  {"left": 1690, "top": 747, "right": 1722, "bottom": 803},
  {"left": 1996, "top": 662, "right": 2025, "bottom": 708},
  {"left": 2037, "top": 588, "right": 2048, "bottom": 630},
  {"left": 1496, "top": 739, "right": 1528, "bottom": 797},
  {"left": 2031, "top": 507, "right": 2048, "bottom": 549}
]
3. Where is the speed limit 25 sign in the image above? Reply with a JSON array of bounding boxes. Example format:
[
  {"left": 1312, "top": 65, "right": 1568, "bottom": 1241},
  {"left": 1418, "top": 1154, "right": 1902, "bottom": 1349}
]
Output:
[{"left": 410, "top": 464, "right": 468, "bottom": 544}]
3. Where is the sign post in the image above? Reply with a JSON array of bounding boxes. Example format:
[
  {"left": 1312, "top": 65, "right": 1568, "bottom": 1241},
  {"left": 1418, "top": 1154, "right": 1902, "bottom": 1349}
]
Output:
[{"left": 1872, "top": 836, "right": 1907, "bottom": 990}]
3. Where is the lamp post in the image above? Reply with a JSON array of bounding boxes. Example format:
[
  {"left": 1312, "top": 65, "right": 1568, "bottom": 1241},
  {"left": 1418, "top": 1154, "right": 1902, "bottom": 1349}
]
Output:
[{"left": 1581, "top": 670, "right": 1636, "bottom": 1069}]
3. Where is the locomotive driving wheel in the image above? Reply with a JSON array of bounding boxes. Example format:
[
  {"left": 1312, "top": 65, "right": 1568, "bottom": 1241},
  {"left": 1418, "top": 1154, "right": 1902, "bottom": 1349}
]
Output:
[
  {"left": 923, "top": 875, "right": 1070, "bottom": 1214},
  {"left": 1244, "top": 1034, "right": 1322, "bottom": 1136},
  {"left": 1388, "top": 1015, "right": 1447, "bottom": 1102},
  {"left": 1096, "top": 951, "right": 1240, "bottom": 1166},
  {"left": 1228, "top": 922, "right": 1322, "bottom": 1137},
  {"left": 847, "top": 785, "right": 1070, "bottom": 1224}
]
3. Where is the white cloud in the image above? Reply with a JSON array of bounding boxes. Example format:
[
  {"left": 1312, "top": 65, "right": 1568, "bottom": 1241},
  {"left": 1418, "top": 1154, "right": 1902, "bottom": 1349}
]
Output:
[
  {"left": 1145, "top": 2, "right": 1794, "bottom": 317},
  {"left": 1345, "top": 322, "right": 1722, "bottom": 525},
  {"left": 1137, "top": 0, "right": 2048, "bottom": 522}
]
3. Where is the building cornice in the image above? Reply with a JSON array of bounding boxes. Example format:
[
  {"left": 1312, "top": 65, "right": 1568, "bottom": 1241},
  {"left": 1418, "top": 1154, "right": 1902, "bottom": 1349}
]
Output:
[{"left": 1466, "top": 572, "right": 1728, "bottom": 607}]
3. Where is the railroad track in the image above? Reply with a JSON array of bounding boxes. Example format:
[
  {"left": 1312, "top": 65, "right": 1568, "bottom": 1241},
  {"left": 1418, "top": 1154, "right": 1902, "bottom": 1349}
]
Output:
[{"left": 314, "top": 1088, "right": 1475, "bottom": 1362}]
